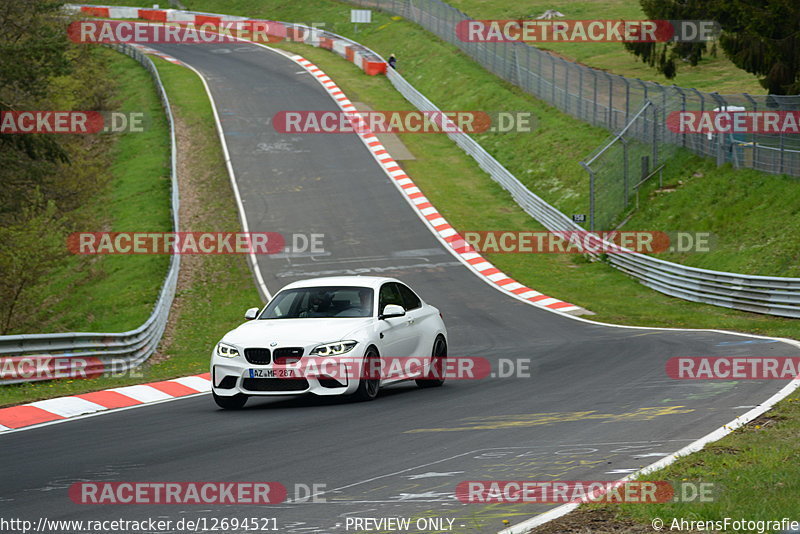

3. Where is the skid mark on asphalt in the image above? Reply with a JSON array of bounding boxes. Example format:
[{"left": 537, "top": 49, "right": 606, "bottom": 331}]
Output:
[
  {"left": 219, "top": 441, "right": 694, "bottom": 534},
  {"left": 404, "top": 406, "right": 694, "bottom": 433},
  {"left": 276, "top": 260, "right": 462, "bottom": 279}
]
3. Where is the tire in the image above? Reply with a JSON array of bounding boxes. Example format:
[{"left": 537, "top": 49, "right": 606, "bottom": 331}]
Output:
[
  {"left": 352, "top": 347, "right": 381, "bottom": 401},
  {"left": 213, "top": 392, "right": 248, "bottom": 410},
  {"left": 416, "top": 336, "right": 447, "bottom": 388}
]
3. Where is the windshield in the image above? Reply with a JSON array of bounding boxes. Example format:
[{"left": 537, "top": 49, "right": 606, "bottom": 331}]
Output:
[{"left": 260, "top": 286, "right": 374, "bottom": 319}]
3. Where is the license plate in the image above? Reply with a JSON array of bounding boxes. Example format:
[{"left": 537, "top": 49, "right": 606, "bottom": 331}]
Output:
[{"left": 249, "top": 368, "right": 297, "bottom": 378}]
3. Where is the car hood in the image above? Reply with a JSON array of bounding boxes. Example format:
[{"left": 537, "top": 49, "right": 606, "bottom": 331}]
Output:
[{"left": 221, "top": 317, "right": 374, "bottom": 347}]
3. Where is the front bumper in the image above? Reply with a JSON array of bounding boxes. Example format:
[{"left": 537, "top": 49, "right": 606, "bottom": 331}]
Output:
[{"left": 211, "top": 351, "right": 363, "bottom": 397}]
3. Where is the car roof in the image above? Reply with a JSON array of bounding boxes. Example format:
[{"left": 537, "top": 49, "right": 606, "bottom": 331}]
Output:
[{"left": 279, "top": 276, "right": 401, "bottom": 291}]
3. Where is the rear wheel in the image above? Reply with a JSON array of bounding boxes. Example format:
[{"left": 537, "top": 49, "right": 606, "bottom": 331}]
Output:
[
  {"left": 213, "top": 392, "right": 248, "bottom": 410},
  {"left": 416, "top": 336, "right": 447, "bottom": 388},
  {"left": 353, "top": 347, "right": 381, "bottom": 401}
]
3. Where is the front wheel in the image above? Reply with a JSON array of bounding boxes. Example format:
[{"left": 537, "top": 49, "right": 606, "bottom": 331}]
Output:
[
  {"left": 213, "top": 392, "right": 248, "bottom": 410},
  {"left": 352, "top": 348, "right": 381, "bottom": 401},
  {"left": 416, "top": 336, "right": 447, "bottom": 388}
]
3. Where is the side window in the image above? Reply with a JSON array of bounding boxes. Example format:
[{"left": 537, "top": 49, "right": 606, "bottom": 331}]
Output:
[
  {"left": 397, "top": 283, "right": 422, "bottom": 311},
  {"left": 378, "top": 283, "right": 404, "bottom": 311}
]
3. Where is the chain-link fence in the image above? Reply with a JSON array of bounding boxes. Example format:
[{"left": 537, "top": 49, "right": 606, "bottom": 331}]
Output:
[
  {"left": 581, "top": 101, "right": 681, "bottom": 231},
  {"left": 346, "top": 0, "right": 800, "bottom": 177}
]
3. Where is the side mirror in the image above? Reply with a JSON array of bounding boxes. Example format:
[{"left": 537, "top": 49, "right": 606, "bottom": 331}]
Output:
[
  {"left": 244, "top": 307, "right": 260, "bottom": 320},
  {"left": 380, "top": 304, "right": 405, "bottom": 319}
]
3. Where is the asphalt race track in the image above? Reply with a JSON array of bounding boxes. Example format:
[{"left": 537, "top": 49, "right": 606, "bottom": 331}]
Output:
[{"left": 3, "top": 41, "right": 799, "bottom": 533}]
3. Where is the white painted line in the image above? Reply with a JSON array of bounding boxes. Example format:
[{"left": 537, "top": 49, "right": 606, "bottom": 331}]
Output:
[
  {"left": 109, "top": 385, "right": 172, "bottom": 403},
  {"left": 179, "top": 60, "right": 273, "bottom": 302},
  {"left": 502, "top": 350, "right": 800, "bottom": 534},
  {"left": 0, "top": 424, "right": 10, "bottom": 432},
  {"left": 502, "top": 282, "right": 524, "bottom": 291},
  {"left": 28, "top": 397, "right": 107, "bottom": 418},
  {"left": 172, "top": 376, "right": 212, "bottom": 391}
]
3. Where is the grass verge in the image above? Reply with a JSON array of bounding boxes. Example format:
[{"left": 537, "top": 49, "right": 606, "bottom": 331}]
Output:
[{"left": 0, "top": 55, "right": 259, "bottom": 407}]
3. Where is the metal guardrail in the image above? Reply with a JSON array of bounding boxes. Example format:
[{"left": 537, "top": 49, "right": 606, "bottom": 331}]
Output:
[{"left": 0, "top": 44, "right": 181, "bottom": 384}]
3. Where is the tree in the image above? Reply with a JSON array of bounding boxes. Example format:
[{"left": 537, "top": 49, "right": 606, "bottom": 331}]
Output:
[
  {"left": 625, "top": 0, "right": 800, "bottom": 95},
  {"left": 0, "top": 196, "right": 67, "bottom": 334}
]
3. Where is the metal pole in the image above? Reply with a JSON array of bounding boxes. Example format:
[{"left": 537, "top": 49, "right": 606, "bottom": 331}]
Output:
[
  {"left": 622, "top": 138, "right": 629, "bottom": 203},
  {"left": 743, "top": 93, "right": 758, "bottom": 171},
  {"left": 589, "top": 169, "right": 595, "bottom": 232},
  {"left": 578, "top": 67, "right": 583, "bottom": 120}
]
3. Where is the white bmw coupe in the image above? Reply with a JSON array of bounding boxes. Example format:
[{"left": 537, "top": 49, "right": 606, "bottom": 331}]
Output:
[{"left": 210, "top": 276, "right": 448, "bottom": 409}]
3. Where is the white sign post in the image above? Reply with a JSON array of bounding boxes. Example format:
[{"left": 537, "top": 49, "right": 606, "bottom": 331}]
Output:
[{"left": 351, "top": 9, "right": 372, "bottom": 32}]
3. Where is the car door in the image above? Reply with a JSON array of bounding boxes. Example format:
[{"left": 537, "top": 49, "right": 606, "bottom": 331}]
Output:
[
  {"left": 377, "top": 282, "right": 416, "bottom": 382},
  {"left": 396, "top": 282, "right": 433, "bottom": 376}
]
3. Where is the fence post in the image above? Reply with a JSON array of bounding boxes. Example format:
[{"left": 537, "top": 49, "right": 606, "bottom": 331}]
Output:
[
  {"left": 625, "top": 78, "right": 630, "bottom": 126},
  {"left": 580, "top": 163, "right": 596, "bottom": 232},
  {"left": 578, "top": 66, "right": 583, "bottom": 120},
  {"left": 604, "top": 72, "right": 613, "bottom": 129},
  {"left": 743, "top": 93, "right": 758, "bottom": 171},
  {"left": 537, "top": 49, "right": 542, "bottom": 96},
  {"left": 564, "top": 60, "right": 570, "bottom": 114},
  {"left": 710, "top": 92, "right": 728, "bottom": 167},
  {"left": 674, "top": 86, "right": 686, "bottom": 148},
  {"left": 622, "top": 137, "right": 629, "bottom": 203}
]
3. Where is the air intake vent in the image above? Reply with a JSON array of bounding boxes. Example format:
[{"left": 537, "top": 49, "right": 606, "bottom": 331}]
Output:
[
  {"left": 244, "top": 348, "right": 271, "bottom": 365},
  {"left": 273, "top": 347, "right": 304, "bottom": 364}
]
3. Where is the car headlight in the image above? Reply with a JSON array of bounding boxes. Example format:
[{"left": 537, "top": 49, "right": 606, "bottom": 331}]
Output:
[
  {"left": 310, "top": 341, "right": 358, "bottom": 356},
  {"left": 216, "top": 342, "right": 240, "bottom": 358}
]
